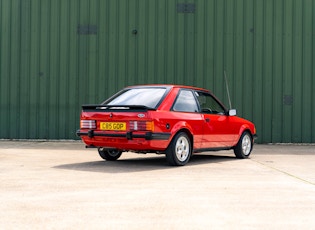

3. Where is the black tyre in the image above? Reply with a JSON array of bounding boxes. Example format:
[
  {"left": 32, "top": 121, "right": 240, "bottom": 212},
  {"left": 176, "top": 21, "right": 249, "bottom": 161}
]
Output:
[
  {"left": 234, "top": 131, "right": 253, "bottom": 159},
  {"left": 98, "top": 149, "right": 122, "bottom": 161},
  {"left": 166, "top": 132, "right": 192, "bottom": 166}
]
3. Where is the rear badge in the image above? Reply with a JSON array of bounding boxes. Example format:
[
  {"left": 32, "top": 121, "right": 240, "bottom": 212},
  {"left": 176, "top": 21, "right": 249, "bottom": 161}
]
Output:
[{"left": 138, "top": 114, "right": 145, "bottom": 118}]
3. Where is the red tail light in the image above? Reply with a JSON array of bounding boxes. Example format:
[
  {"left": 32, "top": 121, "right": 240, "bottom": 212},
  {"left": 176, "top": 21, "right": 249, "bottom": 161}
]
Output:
[{"left": 129, "top": 121, "right": 154, "bottom": 131}]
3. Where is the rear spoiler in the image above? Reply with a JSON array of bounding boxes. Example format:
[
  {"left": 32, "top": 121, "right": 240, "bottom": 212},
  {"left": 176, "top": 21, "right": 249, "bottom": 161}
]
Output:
[{"left": 81, "top": 104, "right": 156, "bottom": 111}]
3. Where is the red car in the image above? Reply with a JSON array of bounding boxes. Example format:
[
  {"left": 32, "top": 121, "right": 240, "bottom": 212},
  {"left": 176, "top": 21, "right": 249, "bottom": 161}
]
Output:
[{"left": 77, "top": 85, "right": 257, "bottom": 166}]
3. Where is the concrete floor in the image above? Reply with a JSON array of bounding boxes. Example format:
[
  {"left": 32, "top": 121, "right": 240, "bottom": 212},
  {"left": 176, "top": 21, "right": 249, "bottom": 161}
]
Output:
[{"left": 0, "top": 141, "right": 314, "bottom": 229}]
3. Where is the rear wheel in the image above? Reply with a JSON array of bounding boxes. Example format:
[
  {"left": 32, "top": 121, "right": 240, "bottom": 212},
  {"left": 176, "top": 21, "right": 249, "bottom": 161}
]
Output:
[
  {"left": 98, "top": 149, "right": 122, "bottom": 161},
  {"left": 234, "top": 131, "right": 253, "bottom": 159},
  {"left": 166, "top": 132, "right": 192, "bottom": 166}
]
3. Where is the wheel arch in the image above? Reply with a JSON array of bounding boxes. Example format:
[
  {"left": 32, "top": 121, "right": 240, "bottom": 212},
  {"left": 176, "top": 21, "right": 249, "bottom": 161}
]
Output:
[
  {"left": 239, "top": 125, "right": 255, "bottom": 139},
  {"left": 233, "top": 125, "right": 255, "bottom": 148},
  {"left": 168, "top": 128, "right": 194, "bottom": 150}
]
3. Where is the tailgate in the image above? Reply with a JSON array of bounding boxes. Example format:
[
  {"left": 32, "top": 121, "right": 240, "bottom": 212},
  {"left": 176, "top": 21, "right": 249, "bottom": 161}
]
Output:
[{"left": 80, "top": 104, "right": 154, "bottom": 133}]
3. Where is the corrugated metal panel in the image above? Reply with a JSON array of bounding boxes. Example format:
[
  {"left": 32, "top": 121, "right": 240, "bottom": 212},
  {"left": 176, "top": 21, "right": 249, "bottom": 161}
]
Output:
[{"left": 0, "top": 0, "right": 314, "bottom": 142}]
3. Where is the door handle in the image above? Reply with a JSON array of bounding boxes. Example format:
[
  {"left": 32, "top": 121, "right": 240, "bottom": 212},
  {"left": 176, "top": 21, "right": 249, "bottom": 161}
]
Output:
[{"left": 205, "top": 118, "right": 210, "bottom": 122}]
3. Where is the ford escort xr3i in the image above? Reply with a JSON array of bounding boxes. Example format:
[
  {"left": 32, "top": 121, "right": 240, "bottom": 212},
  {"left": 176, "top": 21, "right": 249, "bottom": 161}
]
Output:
[{"left": 77, "top": 85, "right": 257, "bottom": 166}]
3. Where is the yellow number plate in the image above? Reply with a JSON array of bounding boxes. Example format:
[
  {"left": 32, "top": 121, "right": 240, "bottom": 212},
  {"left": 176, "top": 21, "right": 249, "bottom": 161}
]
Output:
[{"left": 100, "top": 122, "right": 126, "bottom": 131}]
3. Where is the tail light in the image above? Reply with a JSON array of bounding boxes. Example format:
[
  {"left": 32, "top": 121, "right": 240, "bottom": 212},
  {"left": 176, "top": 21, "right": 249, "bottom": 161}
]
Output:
[
  {"left": 129, "top": 121, "right": 154, "bottom": 131},
  {"left": 80, "top": 120, "right": 96, "bottom": 129}
]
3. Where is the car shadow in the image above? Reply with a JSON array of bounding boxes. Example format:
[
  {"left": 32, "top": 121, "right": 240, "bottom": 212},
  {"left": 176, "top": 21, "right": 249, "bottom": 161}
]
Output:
[{"left": 54, "top": 152, "right": 237, "bottom": 173}]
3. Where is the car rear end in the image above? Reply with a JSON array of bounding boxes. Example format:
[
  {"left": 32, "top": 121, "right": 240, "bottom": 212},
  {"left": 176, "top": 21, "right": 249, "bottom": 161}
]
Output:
[{"left": 77, "top": 86, "right": 172, "bottom": 152}]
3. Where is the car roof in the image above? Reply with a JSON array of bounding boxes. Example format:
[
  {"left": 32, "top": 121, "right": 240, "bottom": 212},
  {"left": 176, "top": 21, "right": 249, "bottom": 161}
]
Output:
[{"left": 125, "top": 84, "right": 210, "bottom": 93}]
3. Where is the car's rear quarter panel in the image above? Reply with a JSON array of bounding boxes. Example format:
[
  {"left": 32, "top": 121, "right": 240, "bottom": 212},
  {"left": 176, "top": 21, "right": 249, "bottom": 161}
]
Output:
[{"left": 151, "top": 110, "right": 204, "bottom": 150}]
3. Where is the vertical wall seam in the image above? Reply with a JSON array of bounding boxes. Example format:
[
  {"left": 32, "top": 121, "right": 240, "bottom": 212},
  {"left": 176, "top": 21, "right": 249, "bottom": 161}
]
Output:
[
  {"left": 17, "top": 0, "right": 22, "bottom": 137},
  {"left": 164, "top": 0, "right": 168, "bottom": 84},
  {"left": 312, "top": 0, "right": 315, "bottom": 141}
]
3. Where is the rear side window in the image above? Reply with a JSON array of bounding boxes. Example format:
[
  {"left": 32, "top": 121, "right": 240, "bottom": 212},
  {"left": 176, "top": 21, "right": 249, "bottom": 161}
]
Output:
[
  {"left": 172, "top": 90, "right": 199, "bottom": 112},
  {"left": 106, "top": 88, "right": 167, "bottom": 108}
]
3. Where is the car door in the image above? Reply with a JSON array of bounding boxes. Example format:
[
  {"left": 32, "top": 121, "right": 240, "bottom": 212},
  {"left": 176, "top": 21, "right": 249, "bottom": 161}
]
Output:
[{"left": 195, "top": 91, "right": 237, "bottom": 148}]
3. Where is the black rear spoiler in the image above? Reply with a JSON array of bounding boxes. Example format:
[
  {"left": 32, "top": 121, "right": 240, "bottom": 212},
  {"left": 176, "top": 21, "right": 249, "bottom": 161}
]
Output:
[{"left": 81, "top": 104, "right": 156, "bottom": 111}]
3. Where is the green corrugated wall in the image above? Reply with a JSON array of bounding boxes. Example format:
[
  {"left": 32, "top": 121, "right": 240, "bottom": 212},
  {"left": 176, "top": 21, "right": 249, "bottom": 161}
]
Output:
[{"left": 0, "top": 0, "right": 314, "bottom": 143}]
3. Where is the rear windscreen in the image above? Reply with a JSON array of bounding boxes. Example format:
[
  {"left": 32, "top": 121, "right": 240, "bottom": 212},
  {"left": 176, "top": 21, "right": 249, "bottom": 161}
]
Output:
[{"left": 106, "top": 88, "right": 167, "bottom": 108}]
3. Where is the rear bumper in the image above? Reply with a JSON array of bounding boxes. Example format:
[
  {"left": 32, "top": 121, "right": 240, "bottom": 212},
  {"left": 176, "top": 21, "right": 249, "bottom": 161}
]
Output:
[{"left": 76, "top": 129, "right": 171, "bottom": 141}]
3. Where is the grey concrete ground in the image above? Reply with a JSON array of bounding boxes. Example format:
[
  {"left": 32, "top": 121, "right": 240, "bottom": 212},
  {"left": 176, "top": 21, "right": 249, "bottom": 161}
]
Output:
[{"left": 0, "top": 140, "right": 314, "bottom": 230}]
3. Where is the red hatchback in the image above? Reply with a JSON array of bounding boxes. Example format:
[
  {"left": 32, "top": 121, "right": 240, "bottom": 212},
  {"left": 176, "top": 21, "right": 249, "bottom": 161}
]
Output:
[{"left": 77, "top": 85, "right": 257, "bottom": 166}]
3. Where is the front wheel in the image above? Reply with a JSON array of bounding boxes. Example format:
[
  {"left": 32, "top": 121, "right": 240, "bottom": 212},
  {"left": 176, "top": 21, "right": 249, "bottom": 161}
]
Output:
[
  {"left": 234, "top": 131, "right": 253, "bottom": 159},
  {"left": 98, "top": 149, "right": 122, "bottom": 161},
  {"left": 166, "top": 132, "right": 192, "bottom": 166}
]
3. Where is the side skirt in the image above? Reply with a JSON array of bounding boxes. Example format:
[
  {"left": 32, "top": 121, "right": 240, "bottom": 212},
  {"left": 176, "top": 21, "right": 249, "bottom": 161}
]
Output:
[{"left": 193, "top": 146, "right": 233, "bottom": 153}]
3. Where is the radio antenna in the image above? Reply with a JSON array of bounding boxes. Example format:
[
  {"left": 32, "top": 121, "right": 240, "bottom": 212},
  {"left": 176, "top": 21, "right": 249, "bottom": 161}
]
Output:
[{"left": 224, "top": 70, "right": 232, "bottom": 109}]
